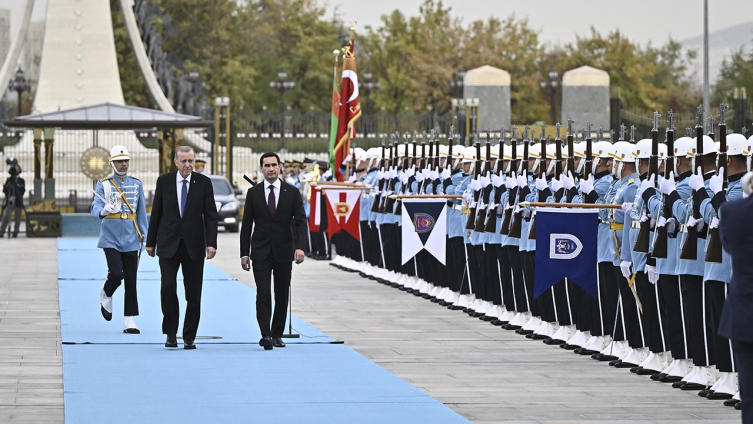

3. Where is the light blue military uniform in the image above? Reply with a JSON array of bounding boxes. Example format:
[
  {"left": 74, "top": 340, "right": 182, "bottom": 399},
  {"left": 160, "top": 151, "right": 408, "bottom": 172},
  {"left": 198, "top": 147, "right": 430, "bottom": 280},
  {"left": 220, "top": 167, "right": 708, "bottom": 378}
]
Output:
[
  {"left": 675, "top": 174, "right": 714, "bottom": 277},
  {"left": 699, "top": 173, "right": 744, "bottom": 283},
  {"left": 627, "top": 174, "right": 650, "bottom": 272},
  {"left": 645, "top": 171, "right": 692, "bottom": 275},
  {"left": 444, "top": 170, "right": 466, "bottom": 239},
  {"left": 91, "top": 175, "right": 148, "bottom": 252},
  {"left": 612, "top": 173, "right": 639, "bottom": 266}
]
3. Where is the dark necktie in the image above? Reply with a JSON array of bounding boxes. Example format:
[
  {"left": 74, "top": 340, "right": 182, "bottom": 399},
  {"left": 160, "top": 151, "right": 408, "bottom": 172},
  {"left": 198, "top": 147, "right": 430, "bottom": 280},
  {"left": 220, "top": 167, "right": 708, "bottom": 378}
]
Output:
[
  {"left": 180, "top": 179, "right": 188, "bottom": 217},
  {"left": 268, "top": 185, "right": 276, "bottom": 217}
]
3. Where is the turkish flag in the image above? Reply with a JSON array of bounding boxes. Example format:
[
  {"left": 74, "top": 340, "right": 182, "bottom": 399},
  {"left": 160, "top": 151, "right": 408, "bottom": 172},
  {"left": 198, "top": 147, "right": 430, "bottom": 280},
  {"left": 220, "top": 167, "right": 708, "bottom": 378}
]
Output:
[
  {"left": 334, "top": 39, "right": 361, "bottom": 182},
  {"left": 324, "top": 189, "right": 361, "bottom": 241}
]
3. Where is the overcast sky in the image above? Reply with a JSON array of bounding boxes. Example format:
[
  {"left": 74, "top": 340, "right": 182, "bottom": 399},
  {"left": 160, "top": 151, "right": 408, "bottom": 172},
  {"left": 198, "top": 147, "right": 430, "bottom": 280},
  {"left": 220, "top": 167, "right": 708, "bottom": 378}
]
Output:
[{"left": 1, "top": 0, "right": 751, "bottom": 48}]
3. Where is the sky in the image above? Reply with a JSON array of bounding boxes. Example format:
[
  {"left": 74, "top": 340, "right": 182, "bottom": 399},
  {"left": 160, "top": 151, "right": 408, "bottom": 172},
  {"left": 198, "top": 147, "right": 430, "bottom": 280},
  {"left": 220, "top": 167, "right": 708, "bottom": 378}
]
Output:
[
  {"left": 323, "top": 0, "right": 753, "bottom": 47},
  {"left": 0, "top": 0, "right": 750, "bottom": 47}
]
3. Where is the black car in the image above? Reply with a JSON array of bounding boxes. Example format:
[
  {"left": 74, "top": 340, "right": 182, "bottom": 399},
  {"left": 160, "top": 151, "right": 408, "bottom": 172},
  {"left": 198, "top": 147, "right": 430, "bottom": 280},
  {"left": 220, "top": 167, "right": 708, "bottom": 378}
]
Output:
[{"left": 209, "top": 175, "right": 241, "bottom": 232}]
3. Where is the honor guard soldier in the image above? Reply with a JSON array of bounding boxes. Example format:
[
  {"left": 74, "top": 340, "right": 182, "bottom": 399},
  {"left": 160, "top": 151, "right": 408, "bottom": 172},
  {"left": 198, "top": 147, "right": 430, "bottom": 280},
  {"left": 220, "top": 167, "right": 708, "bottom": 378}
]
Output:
[{"left": 91, "top": 145, "right": 148, "bottom": 334}]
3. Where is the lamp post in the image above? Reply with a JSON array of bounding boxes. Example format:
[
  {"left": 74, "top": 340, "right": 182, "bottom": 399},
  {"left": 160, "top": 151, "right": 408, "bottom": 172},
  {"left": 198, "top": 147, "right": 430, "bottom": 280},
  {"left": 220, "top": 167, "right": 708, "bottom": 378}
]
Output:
[
  {"left": 9, "top": 67, "right": 30, "bottom": 117},
  {"left": 270, "top": 70, "right": 295, "bottom": 149},
  {"left": 362, "top": 71, "right": 380, "bottom": 114},
  {"left": 540, "top": 69, "right": 559, "bottom": 125}
]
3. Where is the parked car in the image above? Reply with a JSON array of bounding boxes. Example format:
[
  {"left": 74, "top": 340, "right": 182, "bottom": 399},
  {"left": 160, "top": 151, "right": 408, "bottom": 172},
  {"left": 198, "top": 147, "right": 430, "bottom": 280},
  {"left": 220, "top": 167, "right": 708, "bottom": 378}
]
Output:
[{"left": 208, "top": 175, "right": 241, "bottom": 232}]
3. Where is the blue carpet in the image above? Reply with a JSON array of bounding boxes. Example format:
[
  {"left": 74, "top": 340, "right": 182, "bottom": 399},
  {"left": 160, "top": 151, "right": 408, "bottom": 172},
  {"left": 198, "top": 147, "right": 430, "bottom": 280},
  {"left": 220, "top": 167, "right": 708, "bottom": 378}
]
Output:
[{"left": 59, "top": 237, "right": 469, "bottom": 423}]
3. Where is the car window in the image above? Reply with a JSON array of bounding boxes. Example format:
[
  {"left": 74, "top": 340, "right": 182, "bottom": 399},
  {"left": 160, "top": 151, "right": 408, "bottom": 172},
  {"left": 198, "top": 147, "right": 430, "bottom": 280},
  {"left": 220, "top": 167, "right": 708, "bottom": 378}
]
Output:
[{"left": 210, "top": 178, "right": 233, "bottom": 196}]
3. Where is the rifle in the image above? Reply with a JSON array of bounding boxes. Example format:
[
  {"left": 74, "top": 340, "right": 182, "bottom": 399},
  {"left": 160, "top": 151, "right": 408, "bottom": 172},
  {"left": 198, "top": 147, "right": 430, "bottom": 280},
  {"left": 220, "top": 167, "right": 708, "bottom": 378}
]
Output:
[
  {"left": 474, "top": 131, "right": 492, "bottom": 232},
  {"left": 652, "top": 111, "right": 675, "bottom": 258},
  {"left": 566, "top": 120, "right": 576, "bottom": 176},
  {"left": 465, "top": 134, "right": 482, "bottom": 230},
  {"left": 500, "top": 126, "right": 515, "bottom": 235},
  {"left": 380, "top": 139, "right": 397, "bottom": 213},
  {"left": 484, "top": 127, "right": 505, "bottom": 233},
  {"left": 584, "top": 121, "right": 592, "bottom": 179},
  {"left": 705, "top": 103, "right": 728, "bottom": 263},
  {"left": 634, "top": 111, "right": 660, "bottom": 253},
  {"left": 370, "top": 140, "right": 387, "bottom": 213},
  {"left": 447, "top": 125, "right": 454, "bottom": 168},
  {"left": 679, "top": 106, "right": 706, "bottom": 260},
  {"left": 507, "top": 126, "right": 527, "bottom": 238},
  {"left": 528, "top": 125, "right": 547, "bottom": 240}
]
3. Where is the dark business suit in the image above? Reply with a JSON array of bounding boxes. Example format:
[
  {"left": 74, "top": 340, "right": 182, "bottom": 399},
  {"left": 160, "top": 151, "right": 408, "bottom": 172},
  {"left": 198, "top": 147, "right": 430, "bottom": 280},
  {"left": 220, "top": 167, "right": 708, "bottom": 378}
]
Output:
[
  {"left": 147, "top": 171, "right": 218, "bottom": 341},
  {"left": 719, "top": 195, "right": 753, "bottom": 420},
  {"left": 240, "top": 179, "right": 307, "bottom": 338}
]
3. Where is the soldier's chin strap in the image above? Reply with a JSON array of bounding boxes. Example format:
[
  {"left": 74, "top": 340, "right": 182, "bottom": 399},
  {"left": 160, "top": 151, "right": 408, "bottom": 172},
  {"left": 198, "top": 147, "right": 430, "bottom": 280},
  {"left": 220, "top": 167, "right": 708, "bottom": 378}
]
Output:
[
  {"left": 531, "top": 158, "right": 540, "bottom": 174},
  {"left": 576, "top": 157, "right": 585, "bottom": 174},
  {"left": 591, "top": 157, "right": 601, "bottom": 175},
  {"left": 546, "top": 158, "right": 556, "bottom": 176},
  {"left": 503, "top": 161, "right": 511, "bottom": 174},
  {"left": 110, "top": 162, "right": 127, "bottom": 176},
  {"left": 617, "top": 161, "right": 625, "bottom": 180}
]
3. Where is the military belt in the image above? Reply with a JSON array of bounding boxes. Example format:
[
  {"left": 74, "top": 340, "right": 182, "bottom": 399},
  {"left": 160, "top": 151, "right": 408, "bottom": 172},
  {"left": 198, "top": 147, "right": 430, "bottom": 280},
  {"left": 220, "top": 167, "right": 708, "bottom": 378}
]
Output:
[
  {"left": 678, "top": 224, "right": 688, "bottom": 233},
  {"left": 609, "top": 223, "right": 624, "bottom": 230},
  {"left": 106, "top": 213, "right": 135, "bottom": 220},
  {"left": 630, "top": 221, "right": 642, "bottom": 230},
  {"left": 451, "top": 204, "right": 464, "bottom": 211}
]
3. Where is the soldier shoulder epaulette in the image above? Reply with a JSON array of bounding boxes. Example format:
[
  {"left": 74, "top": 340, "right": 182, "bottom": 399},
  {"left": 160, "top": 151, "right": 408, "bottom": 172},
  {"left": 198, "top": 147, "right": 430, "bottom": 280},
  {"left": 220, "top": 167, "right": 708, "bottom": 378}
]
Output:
[
  {"left": 627, "top": 178, "right": 634, "bottom": 184},
  {"left": 130, "top": 176, "right": 142, "bottom": 182}
]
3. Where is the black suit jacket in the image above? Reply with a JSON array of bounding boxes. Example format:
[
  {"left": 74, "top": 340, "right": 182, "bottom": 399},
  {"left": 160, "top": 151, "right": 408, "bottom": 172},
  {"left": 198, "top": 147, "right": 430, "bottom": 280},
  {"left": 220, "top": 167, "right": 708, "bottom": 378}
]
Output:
[
  {"left": 240, "top": 180, "right": 307, "bottom": 262},
  {"left": 718, "top": 195, "right": 753, "bottom": 343},
  {"left": 147, "top": 171, "right": 218, "bottom": 260}
]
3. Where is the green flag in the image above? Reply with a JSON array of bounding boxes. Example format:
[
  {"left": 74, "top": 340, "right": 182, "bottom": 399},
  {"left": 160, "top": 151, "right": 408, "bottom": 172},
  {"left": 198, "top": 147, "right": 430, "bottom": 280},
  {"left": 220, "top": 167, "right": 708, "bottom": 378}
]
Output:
[{"left": 328, "top": 59, "right": 340, "bottom": 173}]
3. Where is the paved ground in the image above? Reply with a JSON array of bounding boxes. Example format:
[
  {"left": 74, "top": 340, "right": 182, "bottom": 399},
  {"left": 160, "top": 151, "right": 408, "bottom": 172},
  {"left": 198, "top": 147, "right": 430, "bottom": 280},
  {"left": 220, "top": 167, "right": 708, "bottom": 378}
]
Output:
[{"left": 0, "top": 231, "right": 741, "bottom": 423}]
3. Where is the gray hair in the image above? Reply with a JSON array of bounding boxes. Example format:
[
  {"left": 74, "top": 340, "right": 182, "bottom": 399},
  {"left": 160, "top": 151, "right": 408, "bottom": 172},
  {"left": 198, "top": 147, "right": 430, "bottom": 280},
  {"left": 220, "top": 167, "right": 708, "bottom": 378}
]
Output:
[{"left": 174, "top": 146, "right": 194, "bottom": 159}]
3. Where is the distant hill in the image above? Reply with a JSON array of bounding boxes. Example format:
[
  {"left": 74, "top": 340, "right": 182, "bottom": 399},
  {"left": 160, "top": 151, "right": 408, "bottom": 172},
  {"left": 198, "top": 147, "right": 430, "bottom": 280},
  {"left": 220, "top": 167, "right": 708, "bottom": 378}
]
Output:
[{"left": 681, "top": 21, "right": 753, "bottom": 85}]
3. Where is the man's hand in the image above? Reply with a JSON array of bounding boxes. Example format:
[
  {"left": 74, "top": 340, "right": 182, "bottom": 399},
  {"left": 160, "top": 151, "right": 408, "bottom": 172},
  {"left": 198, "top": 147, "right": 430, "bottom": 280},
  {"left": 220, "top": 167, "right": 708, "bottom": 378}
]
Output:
[
  {"left": 206, "top": 246, "right": 217, "bottom": 260},
  {"left": 241, "top": 256, "right": 250, "bottom": 271},
  {"left": 100, "top": 203, "right": 115, "bottom": 217},
  {"left": 294, "top": 249, "right": 305, "bottom": 264},
  {"left": 146, "top": 246, "right": 155, "bottom": 257},
  {"left": 8, "top": 196, "right": 15, "bottom": 205}
]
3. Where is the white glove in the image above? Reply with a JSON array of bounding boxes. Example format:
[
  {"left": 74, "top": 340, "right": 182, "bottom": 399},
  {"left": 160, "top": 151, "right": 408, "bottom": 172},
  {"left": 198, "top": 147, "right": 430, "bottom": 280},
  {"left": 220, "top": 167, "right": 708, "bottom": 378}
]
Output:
[
  {"left": 470, "top": 179, "right": 481, "bottom": 191},
  {"left": 492, "top": 174, "right": 505, "bottom": 187},
  {"left": 344, "top": 154, "right": 352, "bottom": 163},
  {"left": 462, "top": 191, "right": 474, "bottom": 203},
  {"left": 441, "top": 167, "right": 451, "bottom": 180},
  {"left": 640, "top": 212, "right": 649, "bottom": 223},
  {"left": 348, "top": 175, "right": 357, "bottom": 183},
  {"left": 514, "top": 204, "right": 531, "bottom": 218},
  {"left": 710, "top": 216, "right": 720, "bottom": 229},
  {"left": 638, "top": 174, "right": 655, "bottom": 196},
  {"left": 621, "top": 202, "right": 633, "bottom": 214},
  {"left": 666, "top": 217, "right": 676, "bottom": 234},
  {"left": 686, "top": 216, "right": 705, "bottom": 231},
  {"left": 480, "top": 173, "right": 491, "bottom": 188},
  {"left": 100, "top": 203, "right": 115, "bottom": 217},
  {"left": 551, "top": 176, "right": 563, "bottom": 192},
  {"left": 620, "top": 260, "right": 632, "bottom": 279},
  {"left": 516, "top": 171, "right": 527, "bottom": 188},
  {"left": 709, "top": 167, "right": 724, "bottom": 194},
  {"left": 535, "top": 175, "right": 548, "bottom": 191},
  {"left": 562, "top": 171, "right": 575, "bottom": 190},
  {"left": 376, "top": 170, "right": 384, "bottom": 180},
  {"left": 688, "top": 167, "right": 704, "bottom": 191},
  {"left": 429, "top": 169, "right": 439, "bottom": 180},
  {"left": 415, "top": 172, "right": 425, "bottom": 183},
  {"left": 506, "top": 173, "right": 518, "bottom": 189},
  {"left": 399, "top": 172, "right": 409, "bottom": 185},
  {"left": 645, "top": 264, "right": 659, "bottom": 284},
  {"left": 579, "top": 175, "right": 595, "bottom": 195},
  {"left": 660, "top": 173, "right": 676, "bottom": 195},
  {"left": 322, "top": 169, "right": 332, "bottom": 179}
]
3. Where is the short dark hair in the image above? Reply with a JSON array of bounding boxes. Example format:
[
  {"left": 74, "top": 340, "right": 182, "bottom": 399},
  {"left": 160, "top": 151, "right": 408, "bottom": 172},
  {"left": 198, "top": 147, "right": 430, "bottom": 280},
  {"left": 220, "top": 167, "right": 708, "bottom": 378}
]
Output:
[{"left": 260, "top": 152, "right": 281, "bottom": 167}]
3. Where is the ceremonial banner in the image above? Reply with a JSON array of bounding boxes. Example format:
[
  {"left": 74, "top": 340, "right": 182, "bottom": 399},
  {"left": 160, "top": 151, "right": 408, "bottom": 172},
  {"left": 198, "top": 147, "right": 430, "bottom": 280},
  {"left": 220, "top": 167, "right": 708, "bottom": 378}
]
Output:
[
  {"left": 324, "top": 189, "right": 361, "bottom": 241},
  {"left": 328, "top": 57, "right": 340, "bottom": 174},
  {"left": 401, "top": 199, "right": 447, "bottom": 265},
  {"left": 308, "top": 185, "right": 322, "bottom": 232},
  {"left": 534, "top": 208, "right": 598, "bottom": 299},
  {"left": 334, "top": 39, "right": 361, "bottom": 182}
]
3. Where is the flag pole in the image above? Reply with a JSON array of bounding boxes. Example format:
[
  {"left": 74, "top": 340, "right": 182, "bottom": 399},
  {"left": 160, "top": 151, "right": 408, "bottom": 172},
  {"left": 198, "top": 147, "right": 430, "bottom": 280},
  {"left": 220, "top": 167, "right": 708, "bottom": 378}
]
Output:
[{"left": 519, "top": 201, "right": 621, "bottom": 209}]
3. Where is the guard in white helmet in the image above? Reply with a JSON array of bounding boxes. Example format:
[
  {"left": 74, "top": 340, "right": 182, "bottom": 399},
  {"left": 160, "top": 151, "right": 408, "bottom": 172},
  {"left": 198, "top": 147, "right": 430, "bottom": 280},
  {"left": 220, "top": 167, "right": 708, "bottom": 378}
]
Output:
[{"left": 91, "top": 145, "right": 148, "bottom": 334}]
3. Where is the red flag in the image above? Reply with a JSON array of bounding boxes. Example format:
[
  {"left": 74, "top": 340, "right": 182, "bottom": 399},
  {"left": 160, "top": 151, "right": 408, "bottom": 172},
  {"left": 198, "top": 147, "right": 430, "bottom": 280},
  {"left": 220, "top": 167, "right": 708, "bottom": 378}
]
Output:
[
  {"left": 334, "top": 39, "right": 362, "bottom": 182},
  {"left": 324, "top": 189, "right": 361, "bottom": 241},
  {"left": 308, "top": 185, "right": 321, "bottom": 232}
]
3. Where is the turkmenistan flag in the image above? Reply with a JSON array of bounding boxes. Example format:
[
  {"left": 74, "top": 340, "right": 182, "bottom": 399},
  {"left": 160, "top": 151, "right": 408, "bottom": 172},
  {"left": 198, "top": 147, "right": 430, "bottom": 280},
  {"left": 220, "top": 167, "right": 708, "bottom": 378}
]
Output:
[{"left": 328, "top": 57, "right": 340, "bottom": 174}]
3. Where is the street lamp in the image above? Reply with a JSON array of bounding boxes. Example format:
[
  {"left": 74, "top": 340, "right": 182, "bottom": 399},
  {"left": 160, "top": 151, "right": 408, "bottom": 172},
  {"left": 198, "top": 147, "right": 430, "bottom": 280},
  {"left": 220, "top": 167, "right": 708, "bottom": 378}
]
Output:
[
  {"left": 9, "top": 67, "right": 30, "bottom": 117},
  {"left": 269, "top": 70, "right": 295, "bottom": 148},
  {"left": 362, "top": 71, "right": 381, "bottom": 114},
  {"left": 540, "top": 69, "right": 558, "bottom": 125}
]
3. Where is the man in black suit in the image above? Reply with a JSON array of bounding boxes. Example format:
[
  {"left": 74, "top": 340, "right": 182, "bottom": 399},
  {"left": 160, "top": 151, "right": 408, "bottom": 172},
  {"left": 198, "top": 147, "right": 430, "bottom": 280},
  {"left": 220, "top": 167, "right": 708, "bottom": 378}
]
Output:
[
  {"left": 719, "top": 172, "right": 753, "bottom": 417},
  {"left": 240, "top": 152, "right": 307, "bottom": 350},
  {"left": 146, "top": 146, "right": 218, "bottom": 350}
]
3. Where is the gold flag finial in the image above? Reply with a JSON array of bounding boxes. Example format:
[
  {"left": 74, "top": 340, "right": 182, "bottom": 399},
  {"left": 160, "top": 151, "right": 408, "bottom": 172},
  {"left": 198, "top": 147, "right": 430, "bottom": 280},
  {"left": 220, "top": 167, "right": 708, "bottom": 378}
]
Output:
[{"left": 333, "top": 49, "right": 340, "bottom": 63}]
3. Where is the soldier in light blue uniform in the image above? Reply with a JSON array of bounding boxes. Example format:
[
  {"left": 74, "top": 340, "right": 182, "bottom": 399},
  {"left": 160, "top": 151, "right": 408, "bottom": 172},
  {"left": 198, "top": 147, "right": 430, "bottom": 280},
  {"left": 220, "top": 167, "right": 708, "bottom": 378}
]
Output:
[
  {"left": 441, "top": 146, "right": 466, "bottom": 307},
  {"left": 360, "top": 152, "right": 379, "bottom": 269},
  {"left": 694, "top": 133, "right": 749, "bottom": 398},
  {"left": 91, "top": 145, "right": 148, "bottom": 334}
]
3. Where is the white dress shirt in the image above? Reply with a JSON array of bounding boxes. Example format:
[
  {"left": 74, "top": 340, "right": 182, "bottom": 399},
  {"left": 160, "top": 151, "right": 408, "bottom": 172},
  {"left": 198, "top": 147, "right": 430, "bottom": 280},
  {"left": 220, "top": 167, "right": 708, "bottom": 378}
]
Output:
[
  {"left": 263, "top": 178, "right": 281, "bottom": 210},
  {"left": 176, "top": 172, "right": 192, "bottom": 215}
]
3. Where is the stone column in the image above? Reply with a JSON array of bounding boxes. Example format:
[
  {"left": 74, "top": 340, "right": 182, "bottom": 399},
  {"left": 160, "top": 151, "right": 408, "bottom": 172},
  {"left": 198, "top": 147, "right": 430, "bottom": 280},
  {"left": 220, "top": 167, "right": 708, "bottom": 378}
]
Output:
[
  {"left": 463, "top": 65, "right": 511, "bottom": 131},
  {"left": 32, "top": 128, "right": 43, "bottom": 203},
  {"left": 561, "top": 66, "right": 610, "bottom": 131}
]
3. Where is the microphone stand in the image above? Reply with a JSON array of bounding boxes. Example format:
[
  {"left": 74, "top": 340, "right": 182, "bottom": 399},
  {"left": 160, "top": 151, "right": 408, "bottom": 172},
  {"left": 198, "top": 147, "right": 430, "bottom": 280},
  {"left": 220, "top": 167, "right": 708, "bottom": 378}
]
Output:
[{"left": 282, "top": 284, "right": 300, "bottom": 338}]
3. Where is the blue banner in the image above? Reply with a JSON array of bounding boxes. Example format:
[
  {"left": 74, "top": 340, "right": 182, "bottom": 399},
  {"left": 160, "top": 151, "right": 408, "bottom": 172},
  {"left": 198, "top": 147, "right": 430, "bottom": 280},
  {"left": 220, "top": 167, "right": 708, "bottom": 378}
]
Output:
[{"left": 534, "top": 208, "right": 599, "bottom": 299}]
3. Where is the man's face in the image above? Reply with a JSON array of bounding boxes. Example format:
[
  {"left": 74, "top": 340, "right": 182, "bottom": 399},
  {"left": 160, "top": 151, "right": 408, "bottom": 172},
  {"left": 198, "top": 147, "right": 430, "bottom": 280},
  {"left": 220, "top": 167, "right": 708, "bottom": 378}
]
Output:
[
  {"left": 113, "top": 159, "right": 130, "bottom": 174},
  {"left": 574, "top": 157, "right": 582, "bottom": 172},
  {"left": 462, "top": 162, "right": 471, "bottom": 174},
  {"left": 175, "top": 150, "right": 195, "bottom": 178},
  {"left": 262, "top": 156, "right": 280, "bottom": 182}
]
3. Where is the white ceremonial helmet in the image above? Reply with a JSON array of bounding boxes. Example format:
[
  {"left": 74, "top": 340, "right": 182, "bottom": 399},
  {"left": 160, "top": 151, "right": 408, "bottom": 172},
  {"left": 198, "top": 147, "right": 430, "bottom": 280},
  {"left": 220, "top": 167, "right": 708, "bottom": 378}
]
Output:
[
  {"left": 109, "top": 145, "right": 130, "bottom": 161},
  {"left": 593, "top": 141, "right": 614, "bottom": 159},
  {"left": 611, "top": 141, "right": 636, "bottom": 163},
  {"left": 528, "top": 142, "right": 542, "bottom": 175},
  {"left": 686, "top": 135, "right": 716, "bottom": 158},
  {"left": 658, "top": 143, "right": 668, "bottom": 160},
  {"left": 632, "top": 139, "right": 652, "bottom": 160},
  {"left": 396, "top": 144, "right": 408, "bottom": 157},
  {"left": 726, "top": 134, "right": 750, "bottom": 156},
  {"left": 354, "top": 147, "right": 366, "bottom": 161},
  {"left": 572, "top": 142, "right": 586, "bottom": 158},
  {"left": 462, "top": 146, "right": 477, "bottom": 163},
  {"left": 438, "top": 144, "right": 449, "bottom": 157}
]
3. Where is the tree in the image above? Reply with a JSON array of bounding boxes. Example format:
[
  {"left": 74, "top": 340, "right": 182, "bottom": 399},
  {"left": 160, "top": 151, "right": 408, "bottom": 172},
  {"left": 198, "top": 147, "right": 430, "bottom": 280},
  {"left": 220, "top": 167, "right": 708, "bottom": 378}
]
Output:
[
  {"left": 713, "top": 48, "right": 753, "bottom": 107},
  {"left": 110, "top": 0, "right": 153, "bottom": 108}
]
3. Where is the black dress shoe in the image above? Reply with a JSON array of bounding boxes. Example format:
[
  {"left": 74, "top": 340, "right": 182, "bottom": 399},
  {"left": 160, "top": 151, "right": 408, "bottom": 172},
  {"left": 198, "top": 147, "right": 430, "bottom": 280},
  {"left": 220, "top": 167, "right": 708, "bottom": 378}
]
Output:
[
  {"left": 723, "top": 398, "right": 739, "bottom": 407},
  {"left": 671, "top": 381, "right": 685, "bottom": 388},
  {"left": 165, "top": 335, "right": 178, "bottom": 348},
  {"left": 100, "top": 306, "right": 112, "bottom": 322},
  {"left": 491, "top": 319, "right": 508, "bottom": 326},
  {"left": 579, "top": 349, "right": 598, "bottom": 356},
  {"left": 698, "top": 389, "right": 712, "bottom": 397},
  {"left": 543, "top": 338, "right": 565, "bottom": 345},
  {"left": 259, "top": 336, "right": 273, "bottom": 350},
  {"left": 636, "top": 367, "right": 660, "bottom": 376},
  {"left": 659, "top": 375, "right": 682, "bottom": 383},
  {"left": 123, "top": 328, "right": 140, "bottom": 334},
  {"left": 615, "top": 361, "right": 638, "bottom": 369},
  {"left": 531, "top": 333, "right": 550, "bottom": 340},
  {"left": 630, "top": 366, "right": 641, "bottom": 373},
  {"left": 609, "top": 359, "right": 622, "bottom": 367},
  {"left": 734, "top": 401, "right": 741, "bottom": 410},
  {"left": 706, "top": 391, "right": 734, "bottom": 400},
  {"left": 650, "top": 373, "right": 666, "bottom": 381},
  {"left": 184, "top": 339, "right": 196, "bottom": 350},
  {"left": 680, "top": 382, "right": 707, "bottom": 391},
  {"left": 272, "top": 337, "right": 286, "bottom": 348},
  {"left": 561, "top": 344, "right": 579, "bottom": 350},
  {"left": 598, "top": 354, "right": 618, "bottom": 362}
]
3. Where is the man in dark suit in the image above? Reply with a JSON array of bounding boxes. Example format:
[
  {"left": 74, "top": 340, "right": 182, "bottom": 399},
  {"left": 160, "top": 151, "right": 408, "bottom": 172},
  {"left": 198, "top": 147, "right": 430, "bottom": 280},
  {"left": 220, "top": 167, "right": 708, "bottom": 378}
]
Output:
[
  {"left": 146, "top": 146, "right": 218, "bottom": 350},
  {"left": 240, "top": 152, "right": 308, "bottom": 350},
  {"left": 719, "top": 171, "right": 753, "bottom": 417}
]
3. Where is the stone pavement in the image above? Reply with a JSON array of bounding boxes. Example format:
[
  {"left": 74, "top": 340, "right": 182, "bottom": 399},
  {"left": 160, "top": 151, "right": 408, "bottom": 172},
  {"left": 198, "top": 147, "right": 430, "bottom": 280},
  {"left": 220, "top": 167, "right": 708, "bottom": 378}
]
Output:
[
  {"left": 0, "top": 232, "right": 741, "bottom": 423},
  {"left": 0, "top": 237, "right": 63, "bottom": 423}
]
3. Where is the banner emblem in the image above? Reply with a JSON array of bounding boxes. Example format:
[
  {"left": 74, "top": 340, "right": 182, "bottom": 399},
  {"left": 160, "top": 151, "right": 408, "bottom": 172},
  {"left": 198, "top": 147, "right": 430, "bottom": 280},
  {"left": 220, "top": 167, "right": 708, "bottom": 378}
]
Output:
[
  {"left": 549, "top": 234, "right": 583, "bottom": 259},
  {"left": 334, "top": 202, "right": 350, "bottom": 216},
  {"left": 414, "top": 213, "right": 435, "bottom": 233}
]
